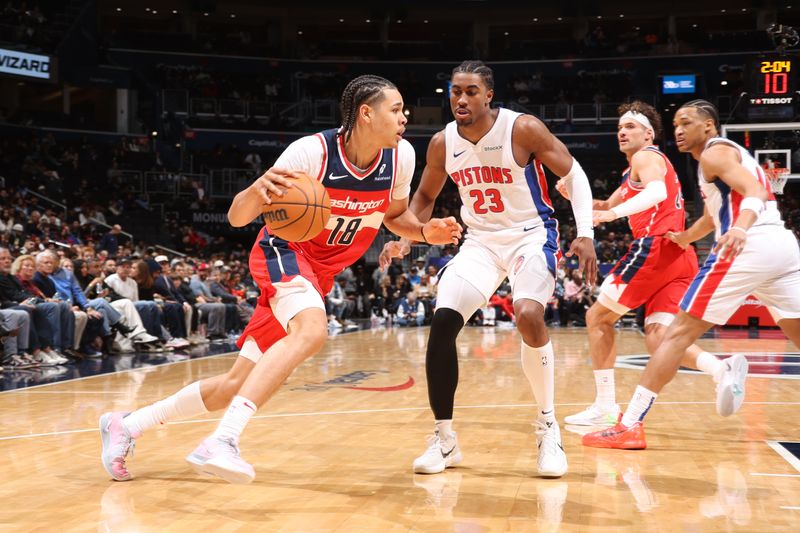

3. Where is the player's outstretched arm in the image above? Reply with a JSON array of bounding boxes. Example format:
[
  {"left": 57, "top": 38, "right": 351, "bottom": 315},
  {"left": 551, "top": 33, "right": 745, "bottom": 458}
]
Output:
[
  {"left": 593, "top": 150, "right": 667, "bottom": 226},
  {"left": 382, "top": 197, "right": 462, "bottom": 246},
  {"left": 517, "top": 115, "right": 598, "bottom": 284},
  {"left": 702, "top": 144, "right": 769, "bottom": 261},
  {"left": 666, "top": 204, "right": 714, "bottom": 249},
  {"left": 228, "top": 167, "right": 299, "bottom": 227}
]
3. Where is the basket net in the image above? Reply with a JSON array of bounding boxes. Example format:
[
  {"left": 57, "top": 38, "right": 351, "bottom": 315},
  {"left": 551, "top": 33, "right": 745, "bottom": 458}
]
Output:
[{"left": 765, "top": 167, "right": 789, "bottom": 195}]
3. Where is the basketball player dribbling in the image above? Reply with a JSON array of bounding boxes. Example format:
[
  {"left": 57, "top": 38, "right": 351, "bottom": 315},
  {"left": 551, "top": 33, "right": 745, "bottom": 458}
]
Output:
[
  {"left": 583, "top": 99, "right": 800, "bottom": 449},
  {"left": 561, "top": 101, "right": 748, "bottom": 428},
  {"left": 381, "top": 60, "right": 597, "bottom": 477},
  {"left": 99, "top": 75, "right": 462, "bottom": 484}
]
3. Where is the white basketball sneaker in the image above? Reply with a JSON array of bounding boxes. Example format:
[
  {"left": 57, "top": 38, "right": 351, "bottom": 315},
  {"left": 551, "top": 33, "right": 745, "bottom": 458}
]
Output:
[
  {"left": 535, "top": 419, "right": 568, "bottom": 478},
  {"left": 412, "top": 431, "right": 462, "bottom": 474},
  {"left": 716, "top": 354, "right": 749, "bottom": 417},
  {"left": 564, "top": 403, "right": 621, "bottom": 426},
  {"left": 197, "top": 436, "right": 255, "bottom": 484}
]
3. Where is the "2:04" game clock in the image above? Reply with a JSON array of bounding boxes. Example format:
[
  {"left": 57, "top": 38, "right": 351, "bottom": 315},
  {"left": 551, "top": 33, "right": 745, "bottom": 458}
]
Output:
[{"left": 749, "top": 56, "right": 796, "bottom": 106}]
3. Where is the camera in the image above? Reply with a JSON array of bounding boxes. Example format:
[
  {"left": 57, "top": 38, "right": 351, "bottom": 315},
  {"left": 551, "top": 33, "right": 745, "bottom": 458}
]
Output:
[{"left": 767, "top": 23, "right": 799, "bottom": 53}]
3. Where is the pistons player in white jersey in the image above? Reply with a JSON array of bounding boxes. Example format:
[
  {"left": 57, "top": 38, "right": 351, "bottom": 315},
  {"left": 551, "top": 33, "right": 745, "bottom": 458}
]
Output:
[
  {"left": 583, "top": 99, "right": 800, "bottom": 450},
  {"left": 99, "top": 75, "right": 461, "bottom": 484},
  {"left": 562, "top": 101, "right": 748, "bottom": 429},
  {"left": 381, "top": 60, "right": 597, "bottom": 477}
]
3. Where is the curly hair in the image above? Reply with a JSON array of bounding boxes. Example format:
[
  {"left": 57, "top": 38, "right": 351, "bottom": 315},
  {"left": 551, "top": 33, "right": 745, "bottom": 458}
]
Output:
[
  {"left": 617, "top": 100, "right": 663, "bottom": 141},
  {"left": 338, "top": 75, "right": 397, "bottom": 143}
]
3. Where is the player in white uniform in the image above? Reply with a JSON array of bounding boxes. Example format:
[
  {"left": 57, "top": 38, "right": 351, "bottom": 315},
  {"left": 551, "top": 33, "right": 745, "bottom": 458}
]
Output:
[
  {"left": 583, "top": 99, "right": 800, "bottom": 450},
  {"left": 381, "top": 61, "right": 597, "bottom": 477}
]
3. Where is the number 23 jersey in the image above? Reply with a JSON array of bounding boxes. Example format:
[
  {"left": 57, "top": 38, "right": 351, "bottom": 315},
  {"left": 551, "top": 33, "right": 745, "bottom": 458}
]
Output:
[
  {"left": 256, "top": 129, "right": 414, "bottom": 280},
  {"left": 444, "top": 107, "right": 555, "bottom": 237}
]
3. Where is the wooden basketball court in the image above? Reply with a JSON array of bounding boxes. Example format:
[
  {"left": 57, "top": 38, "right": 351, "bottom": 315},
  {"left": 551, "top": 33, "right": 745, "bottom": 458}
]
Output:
[{"left": 1, "top": 326, "right": 798, "bottom": 531}]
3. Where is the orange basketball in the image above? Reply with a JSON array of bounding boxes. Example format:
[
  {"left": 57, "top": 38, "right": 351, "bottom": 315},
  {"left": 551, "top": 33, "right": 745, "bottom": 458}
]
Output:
[{"left": 262, "top": 172, "right": 331, "bottom": 242}]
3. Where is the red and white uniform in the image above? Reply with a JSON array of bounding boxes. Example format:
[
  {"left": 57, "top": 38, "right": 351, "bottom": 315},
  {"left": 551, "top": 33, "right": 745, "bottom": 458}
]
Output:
[
  {"left": 680, "top": 137, "right": 800, "bottom": 324},
  {"left": 238, "top": 129, "right": 414, "bottom": 354},
  {"left": 598, "top": 146, "right": 699, "bottom": 323}
]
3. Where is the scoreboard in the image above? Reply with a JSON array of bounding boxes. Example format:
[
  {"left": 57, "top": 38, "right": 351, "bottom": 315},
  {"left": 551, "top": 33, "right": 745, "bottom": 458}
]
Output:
[{"left": 748, "top": 55, "right": 800, "bottom": 106}]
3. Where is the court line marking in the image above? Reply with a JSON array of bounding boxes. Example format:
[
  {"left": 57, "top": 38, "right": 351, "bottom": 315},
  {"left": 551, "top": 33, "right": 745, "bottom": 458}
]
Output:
[
  {"left": 751, "top": 473, "right": 800, "bottom": 478},
  {"left": 780, "top": 506, "right": 800, "bottom": 510},
  {"left": 3, "top": 401, "right": 800, "bottom": 442},
  {"left": 767, "top": 441, "right": 800, "bottom": 474}
]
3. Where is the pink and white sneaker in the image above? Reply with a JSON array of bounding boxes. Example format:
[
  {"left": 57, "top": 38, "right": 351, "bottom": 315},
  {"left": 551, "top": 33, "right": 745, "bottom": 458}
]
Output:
[
  {"left": 195, "top": 436, "right": 255, "bottom": 484},
  {"left": 99, "top": 412, "right": 140, "bottom": 481},
  {"left": 185, "top": 439, "right": 214, "bottom": 475}
]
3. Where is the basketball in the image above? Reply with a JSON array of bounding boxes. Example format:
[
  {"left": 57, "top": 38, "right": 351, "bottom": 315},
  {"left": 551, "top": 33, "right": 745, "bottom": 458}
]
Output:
[{"left": 261, "top": 172, "right": 331, "bottom": 242}]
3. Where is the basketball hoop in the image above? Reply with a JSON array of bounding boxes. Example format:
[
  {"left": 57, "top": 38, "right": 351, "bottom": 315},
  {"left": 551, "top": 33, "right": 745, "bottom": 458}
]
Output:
[{"left": 765, "top": 167, "right": 789, "bottom": 195}]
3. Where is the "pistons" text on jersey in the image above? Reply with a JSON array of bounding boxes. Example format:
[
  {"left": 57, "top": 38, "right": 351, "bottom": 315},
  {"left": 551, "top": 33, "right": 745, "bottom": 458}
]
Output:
[
  {"left": 450, "top": 166, "right": 513, "bottom": 187},
  {"left": 330, "top": 196, "right": 385, "bottom": 213}
]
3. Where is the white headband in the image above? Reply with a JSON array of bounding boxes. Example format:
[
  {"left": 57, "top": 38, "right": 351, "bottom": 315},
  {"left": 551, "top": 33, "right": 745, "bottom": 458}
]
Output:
[{"left": 620, "top": 110, "right": 654, "bottom": 132}]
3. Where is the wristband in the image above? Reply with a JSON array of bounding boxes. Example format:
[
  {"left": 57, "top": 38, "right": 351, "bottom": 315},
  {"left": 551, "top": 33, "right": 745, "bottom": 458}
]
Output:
[
  {"left": 739, "top": 196, "right": 764, "bottom": 216},
  {"left": 729, "top": 226, "right": 748, "bottom": 235}
]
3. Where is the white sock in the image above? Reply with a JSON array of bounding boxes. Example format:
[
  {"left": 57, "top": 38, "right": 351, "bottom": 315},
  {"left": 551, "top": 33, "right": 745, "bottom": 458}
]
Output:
[
  {"left": 621, "top": 385, "right": 658, "bottom": 427},
  {"left": 212, "top": 395, "right": 257, "bottom": 442},
  {"left": 435, "top": 419, "right": 454, "bottom": 439},
  {"left": 521, "top": 340, "right": 556, "bottom": 423},
  {"left": 594, "top": 368, "right": 616, "bottom": 408},
  {"left": 696, "top": 351, "right": 725, "bottom": 383},
  {"left": 123, "top": 382, "right": 208, "bottom": 436}
]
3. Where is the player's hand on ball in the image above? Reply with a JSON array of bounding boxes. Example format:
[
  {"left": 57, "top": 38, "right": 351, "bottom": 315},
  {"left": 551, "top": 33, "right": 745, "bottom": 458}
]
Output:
[
  {"left": 423, "top": 217, "right": 462, "bottom": 245},
  {"left": 665, "top": 231, "right": 690, "bottom": 249},
  {"left": 379, "top": 240, "right": 411, "bottom": 270},
  {"left": 713, "top": 228, "right": 747, "bottom": 262},
  {"left": 592, "top": 210, "right": 616, "bottom": 226},
  {"left": 565, "top": 237, "right": 598, "bottom": 286},
  {"left": 252, "top": 167, "right": 298, "bottom": 205},
  {"left": 555, "top": 178, "right": 570, "bottom": 200}
]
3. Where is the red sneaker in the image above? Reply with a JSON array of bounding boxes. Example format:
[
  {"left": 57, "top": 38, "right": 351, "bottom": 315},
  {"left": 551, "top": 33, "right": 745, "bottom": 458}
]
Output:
[{"left": 582, "top": 421, "right": 647, "bottom": 450}]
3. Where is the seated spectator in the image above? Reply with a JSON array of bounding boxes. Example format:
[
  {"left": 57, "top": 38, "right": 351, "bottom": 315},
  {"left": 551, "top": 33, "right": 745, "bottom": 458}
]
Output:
[
  {"left": 0, "top": 308, "right": 34, "bottom": 369},
  {"left": 128, "top": 259, "right": 171, "bottom": 347},
  {"left": 395, "top": 291, "right": 426, "bottom": 327},
  {"left": 189, "top": 262, "right": 238, "bottom": 337},
  {"left": 562, "top": 269, "right": 594, "bottom": 326},
  {"left": 0, "top": 246, "right": 54, "bottom": 366},
  {"left": 11, "top": 253, "right": 72, "bottom": 363},
  {"left": 325, "top": 277, "right": 354, "bottom": 329},
  {"left": 149, "top": 256, "right": 190, "bottom": 348}
]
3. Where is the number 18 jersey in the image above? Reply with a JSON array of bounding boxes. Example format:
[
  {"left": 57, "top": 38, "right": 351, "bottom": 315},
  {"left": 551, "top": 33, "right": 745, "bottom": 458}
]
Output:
[{"left": 250, "top": 129, "right": 414, "bottom": 289}]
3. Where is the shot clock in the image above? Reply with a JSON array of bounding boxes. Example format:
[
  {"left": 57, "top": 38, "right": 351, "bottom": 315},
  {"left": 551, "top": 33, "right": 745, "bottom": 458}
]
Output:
[{"left": 749, "top": 55, "right": 795, "bottom": 105}]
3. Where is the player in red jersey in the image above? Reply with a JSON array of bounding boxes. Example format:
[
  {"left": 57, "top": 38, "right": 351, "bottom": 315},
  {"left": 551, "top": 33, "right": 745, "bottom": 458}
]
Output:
[
  {"left": 99, "top": 75, "right": 462, "bottom": 484},
  {"left": 562, "top": 101, "right": 745, "bottom": 428}
]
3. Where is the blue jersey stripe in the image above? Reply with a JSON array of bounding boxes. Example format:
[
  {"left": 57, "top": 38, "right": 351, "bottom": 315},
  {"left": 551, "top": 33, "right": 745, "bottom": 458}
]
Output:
[
  {"left": 713, "top": 179, "right": 731, "bottom": 234},
  {"left": 524, "top": 164, "right": 559, "bottom": 276}
]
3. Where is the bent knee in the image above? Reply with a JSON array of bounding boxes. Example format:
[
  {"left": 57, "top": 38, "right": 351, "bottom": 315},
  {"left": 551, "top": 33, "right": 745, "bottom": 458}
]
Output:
[{"left": 586, "top": 304, "right": 616, "bottom": 327}]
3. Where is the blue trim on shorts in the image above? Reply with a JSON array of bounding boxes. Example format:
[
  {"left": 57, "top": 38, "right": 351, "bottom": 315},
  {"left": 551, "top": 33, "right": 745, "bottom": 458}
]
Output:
[
  {"left": 612, "top": 237, "right": 654, "bottom": 283},
  {"left": 258, "top": 234, "right": 302, "bottom": 283}
]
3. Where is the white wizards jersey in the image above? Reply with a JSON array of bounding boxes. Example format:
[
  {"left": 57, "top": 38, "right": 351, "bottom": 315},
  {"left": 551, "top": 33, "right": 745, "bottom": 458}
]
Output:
[
  {"left": 698, "top": 137, "right": 783, "bottom": 240},
  {"left": 444, "top": 108, "right": 556, "bottom": 238}
]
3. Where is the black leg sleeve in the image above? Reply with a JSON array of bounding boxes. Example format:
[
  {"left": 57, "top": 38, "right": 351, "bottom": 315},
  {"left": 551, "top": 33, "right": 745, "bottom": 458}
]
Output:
[{"left": 425, "top": 308, "right": 465, "bottom": 420}]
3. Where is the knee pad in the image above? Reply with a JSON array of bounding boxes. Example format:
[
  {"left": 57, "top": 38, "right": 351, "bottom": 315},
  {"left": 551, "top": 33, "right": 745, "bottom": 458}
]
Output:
[{"left": 428, "top": 308, "right": 465, "bottom": 349}]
